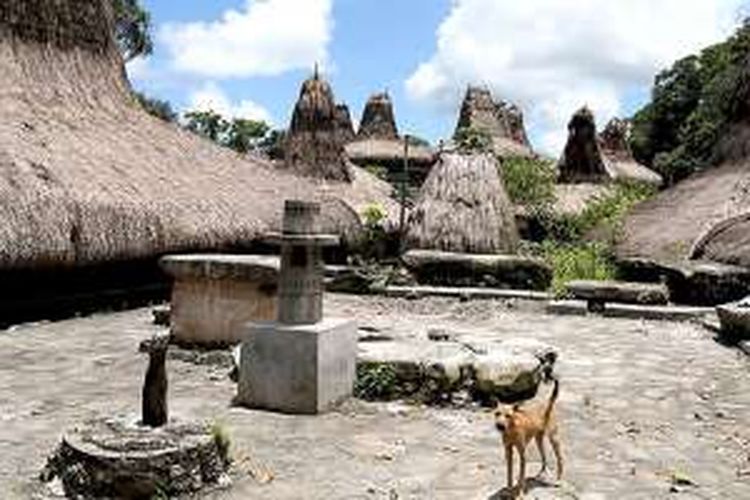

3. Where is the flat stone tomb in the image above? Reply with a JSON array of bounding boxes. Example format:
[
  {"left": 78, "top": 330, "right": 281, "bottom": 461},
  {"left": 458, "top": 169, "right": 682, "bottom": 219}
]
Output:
[
  {"left": 160, "top": 254, "right": 280, "bottom": 346},
  {"left": 238, "top": 200, "right": 356, "bottom": 414},
  {"left": 566, "top": 279, "right": 669, "bottom": 312}
]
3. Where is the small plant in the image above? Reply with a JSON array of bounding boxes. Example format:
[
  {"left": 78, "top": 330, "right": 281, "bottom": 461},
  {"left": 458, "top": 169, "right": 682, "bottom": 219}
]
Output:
[
  {"left": 536, "top": 241, "right": 618, "bottom": 296},
  {"left": 354, "top": 363, "right": 397, "bottom": 400},
  {"left": 455, "top": 126, "right": 493, "bottom": 152},
  {"left": 364, "top": 164, "right": 389, "bottom": 181},
  {"left": 362, "top": 203, "right": 387, "bottom": 228},
  {"left": 210, "top": 421, "right": 232, "bottom": 465},
  {"left": 499, "top": 155, "right": 557, "bottom": 209}
]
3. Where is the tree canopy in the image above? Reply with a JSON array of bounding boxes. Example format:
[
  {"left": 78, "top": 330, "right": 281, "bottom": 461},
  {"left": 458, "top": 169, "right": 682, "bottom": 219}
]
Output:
[
  {"left": 184, "top": 110, "right": 273, "bottom": 154},
  {"left": 113, "top": 0, "right": 153, "bottom": 62},
  {"left": 630, "top": 19, "right": 750, "bottom": 184}
]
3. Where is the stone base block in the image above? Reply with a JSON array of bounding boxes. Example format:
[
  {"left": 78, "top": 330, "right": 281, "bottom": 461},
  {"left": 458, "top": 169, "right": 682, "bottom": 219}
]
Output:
[{"left": 237, "top": 318, "right": 356, "bottom": 414}]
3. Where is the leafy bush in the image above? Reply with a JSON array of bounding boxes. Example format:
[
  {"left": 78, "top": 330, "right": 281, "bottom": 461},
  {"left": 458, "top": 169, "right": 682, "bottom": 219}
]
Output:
[
  {"left": 455, "top": 126, "right": 493, "bottom": 152},
  {"left": 499, "top": 155, "right": 557, "bottom": 209},
  {"left": 210, "top": 421, "right": 232, "bottom": 465},
  {"left": 364, "top": 164, "right": 389, "bottom": 181},
  {"left": 354, "top": 364, "right": 397, "bottom": 400},
  {"left": 532, "top": 241, "right": 618, "bottom": 296}
]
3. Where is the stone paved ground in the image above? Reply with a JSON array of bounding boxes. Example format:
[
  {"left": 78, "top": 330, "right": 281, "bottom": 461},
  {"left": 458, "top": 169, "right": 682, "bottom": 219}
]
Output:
[{"left": 1, "top": 295, "right": 749, "bottom": 499}]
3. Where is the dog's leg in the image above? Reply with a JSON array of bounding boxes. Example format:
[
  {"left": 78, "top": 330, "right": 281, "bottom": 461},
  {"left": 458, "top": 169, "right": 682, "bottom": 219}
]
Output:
[
  {"left": 505, "top": 443, "right": 514, "bottom": 490},
  {"left": 549, "top": 431, "right": 563, "bottom": 480},
  {"left": 517, "top": 444, "right": 527, "bottom": 494},
  {"left": 535, "top": 435, "right": 547, "bottom": 477}
]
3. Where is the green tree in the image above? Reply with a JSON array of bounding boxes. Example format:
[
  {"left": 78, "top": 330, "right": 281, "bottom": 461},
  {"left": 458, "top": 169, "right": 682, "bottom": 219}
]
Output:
[
  {"left": 112, "top": 0, "right": 153, "bottom": 62},
  {"left": 630, "top": 19, "right": 750, "bottom": 184},
  {"left": 135, "top": 92, "right": 177, "bottom": 122},
  {"left": 225, "top": 119, "right": 271, "bottom": 153},
  {"left": 184, "top": 110, "right": 230, "bottom": 143}
]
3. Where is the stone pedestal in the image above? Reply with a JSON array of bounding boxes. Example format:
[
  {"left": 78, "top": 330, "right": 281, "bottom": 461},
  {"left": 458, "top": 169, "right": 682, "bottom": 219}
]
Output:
[
  {"left": 160, "top": 254, "right": 279, "bottom": 346},
  {"left": 237, "top": 200, "right": 355, "bottom": 414},
  {"left": 238, "top": 318, "right": 356, "bottom": 414}
]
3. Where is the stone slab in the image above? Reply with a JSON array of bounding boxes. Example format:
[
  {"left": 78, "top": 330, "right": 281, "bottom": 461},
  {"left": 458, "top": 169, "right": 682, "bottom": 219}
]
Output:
[
  {"left": 382, "top": 285, "right": 551, "bottom": 301},
  {"left": 237, "top": 317, "right": 357, "bottom": 414},
  {"left": 716, "top": 298, "right": 750, "bottom": 340},
  {"left": 566, "top": 280, "right": 669, "bottom": 306},
  {"left": 547, "top": 300, "right": 714, "bottom": 322},
  {"left": 402, "top": 249, "right": 552, "bottom": 291},
  {"left": 159, "top": 254, "right": 280, "bottom": 346}
]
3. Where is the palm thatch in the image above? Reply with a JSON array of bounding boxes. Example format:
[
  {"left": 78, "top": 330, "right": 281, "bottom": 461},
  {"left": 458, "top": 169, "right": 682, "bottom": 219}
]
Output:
[
  {"left": 558, "top": 109, "right": 661, "bottom": 185},
  {"left": 356, "top": 92, "right": 398, "bottom": 141},
  {"left": 407, "top": 153, "right": 519, "bottom": 254},
  {"left": 0, "top": 0, "right": 396, "bottom": 271},
  {"left": 283, "top": 72, "right": 353, "bottom": 181},
  {"left": 334, "top": 103, "right": 355, "bottom": 145},
  {"left": 599, "top": 118, "right": 662, "bottom": 186},
  {"left": 691, "top": 213, "right": 750, "bottom": 268},
  {"left": 454, "top": 86, "right": 534, "bottom": 159}
]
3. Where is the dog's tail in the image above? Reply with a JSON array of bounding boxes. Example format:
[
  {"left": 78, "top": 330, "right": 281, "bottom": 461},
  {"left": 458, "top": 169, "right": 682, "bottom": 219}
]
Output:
[{"left": 543, "top": 376, "right": 559, "bottom": 427}]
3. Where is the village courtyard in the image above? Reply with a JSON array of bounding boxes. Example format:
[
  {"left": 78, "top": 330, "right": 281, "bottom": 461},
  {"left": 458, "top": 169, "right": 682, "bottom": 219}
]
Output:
[{"left": 1, "top": 294, "right": 748, "bottom": 499}]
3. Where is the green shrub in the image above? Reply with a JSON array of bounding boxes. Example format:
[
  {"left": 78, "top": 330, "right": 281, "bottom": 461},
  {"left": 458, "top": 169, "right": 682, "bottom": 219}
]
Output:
[
  {"left": 210, "top": 421, "right": 232, "bottom": 465},
  {"left": 364, "top": 164, "right": 389, "bottom": 181},
  {"left": 354, "top": 364, "right": 397, "bottom": 400},
  {"left": 499, "top": 155, "right": 557, "bottom": 209},
  {"left": 455, "top": 126, "right": 493, "bottom": 152},
  {"left": 537, "top": 241, "right": 618, "bottom": 296}
]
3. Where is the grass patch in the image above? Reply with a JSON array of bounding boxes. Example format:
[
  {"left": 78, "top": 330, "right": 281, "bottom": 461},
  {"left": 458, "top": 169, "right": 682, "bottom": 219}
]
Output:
[
  {"left": 499, "top": 155, "right": 557, "bottom": 209},
  {"left": 537, "top": 241, "right": 618, "bottom": 296},
  {"left": 210, "top": 421, "right": 232, "bottom": 465},
  {"left": 354, "top": 363, "right": 397, "bottom": 401}
]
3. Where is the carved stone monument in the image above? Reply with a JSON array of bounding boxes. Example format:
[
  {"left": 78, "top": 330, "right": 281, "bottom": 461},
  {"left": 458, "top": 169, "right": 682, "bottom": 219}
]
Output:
[{"left": 237, "top": 200, "right": 357, "bottom": 414}]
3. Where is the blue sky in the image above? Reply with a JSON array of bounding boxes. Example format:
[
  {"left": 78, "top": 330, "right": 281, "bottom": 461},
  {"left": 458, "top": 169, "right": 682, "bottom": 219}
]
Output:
[{"left": 129, "top": 0, "right": 748, "bottom": 155}]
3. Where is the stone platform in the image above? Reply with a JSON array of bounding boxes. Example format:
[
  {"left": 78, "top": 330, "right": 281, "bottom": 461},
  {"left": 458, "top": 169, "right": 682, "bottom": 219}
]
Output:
[
  {"left": 238, "top": 318, "right": 357, "bottom": 414},
  {"left": 41, "top": 416, "right": 229, "bottom": 498},
  {"left": 160, "top": 254, "right": 279, "bottom": 346}
]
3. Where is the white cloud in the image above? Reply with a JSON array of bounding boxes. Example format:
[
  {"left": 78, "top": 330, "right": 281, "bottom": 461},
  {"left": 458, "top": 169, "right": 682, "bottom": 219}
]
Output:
[
  {"left": 188, "top": 82, "right": 273, "bottom": 124},
  {"left": 406, "top": 0, "right": 747, "bottom": 155},
  {"left": 160, "top": 0, "right": 333, "bottom": 78}
]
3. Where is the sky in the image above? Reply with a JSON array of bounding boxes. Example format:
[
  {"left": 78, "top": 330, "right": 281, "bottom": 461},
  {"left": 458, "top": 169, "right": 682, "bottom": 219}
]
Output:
[{"left": 129, "top": 0, "right": 750, "bottom": 156}]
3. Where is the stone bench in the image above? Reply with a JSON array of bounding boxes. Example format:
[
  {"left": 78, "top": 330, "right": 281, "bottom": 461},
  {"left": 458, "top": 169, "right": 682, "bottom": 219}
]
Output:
[
  {"left": 565, "top": 280, "right": 669, "bottom": 312},
  {"left": 402, "top": 250, "right": 552, "bottom": 291},
  {"left": 717, "top": 297, "right": 750, "bottom": 340},
  {"left": 160, "top": 254, "right": 280, "bottom": 346}
]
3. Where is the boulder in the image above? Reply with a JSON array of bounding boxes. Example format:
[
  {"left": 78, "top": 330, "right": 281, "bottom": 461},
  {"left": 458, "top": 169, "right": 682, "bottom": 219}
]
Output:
[
  {"left": 717, "top": 297, "right": 750, "bottom": 340},
  {"left": 402, "top": 249, "right": 552, "bottom": 291}
]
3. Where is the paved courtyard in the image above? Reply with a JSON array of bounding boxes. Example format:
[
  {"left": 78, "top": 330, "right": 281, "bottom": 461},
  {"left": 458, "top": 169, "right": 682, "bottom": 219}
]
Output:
[{"left": 1, "top": 294, "right": 749, "bottom": 499}]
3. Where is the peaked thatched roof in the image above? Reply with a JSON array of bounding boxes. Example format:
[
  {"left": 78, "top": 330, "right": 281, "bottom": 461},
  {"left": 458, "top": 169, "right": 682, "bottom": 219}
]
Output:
[
  {"left": 334, "top": 103, "right": 355, "bottom": 145},
  {"left": 283, "top": 72, "right": 353, "bottom": 181},
  {"left": 0, "top": 0, "right": 396, "bottom": 270},
  {"left": 599, "top": 118, "right": 662, "bottom": 186},
  {"left": 558, "top": 108, "right": 662, "bottom": 185},
  {"left": 407, "top": 153, "right": 519, "bottom": 254},
  {"left": 454, "top": 86, "right": 534, "bottom": 159},
  {"left": 356, "top": 92, "right": 398, "bottom": 141}
]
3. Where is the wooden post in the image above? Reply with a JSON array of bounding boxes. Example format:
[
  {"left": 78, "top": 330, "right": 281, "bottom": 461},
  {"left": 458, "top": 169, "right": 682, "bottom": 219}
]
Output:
[{"left": 399, "top": 135, "right": 410, "bottom": 253}]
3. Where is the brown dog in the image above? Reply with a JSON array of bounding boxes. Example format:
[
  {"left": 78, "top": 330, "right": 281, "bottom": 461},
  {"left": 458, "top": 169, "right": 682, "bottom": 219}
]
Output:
[{"left": 494, "top": 377, "right": 563, "bottom": 496}]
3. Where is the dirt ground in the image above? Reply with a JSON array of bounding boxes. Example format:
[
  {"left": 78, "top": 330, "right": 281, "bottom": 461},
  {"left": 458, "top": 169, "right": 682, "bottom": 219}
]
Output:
[{"left": 1, "top": 294, "right": 749, "bottom": 499}]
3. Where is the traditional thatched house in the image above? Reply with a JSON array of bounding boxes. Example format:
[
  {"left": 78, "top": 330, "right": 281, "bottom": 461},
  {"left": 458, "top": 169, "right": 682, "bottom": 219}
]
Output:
[
  {"left": 454, "top": 86, "right": 534, "bottom": 159},
  {"left": 283, "top": 71, "right": 353, "bottom": 181},
  {"left": 345, "top": 92, "right": 436, "bottom": 186},
  {"left": 0, "top": 0, "right": 395, "bottom": 319},
  {"left": 407, "top": 153, "right": 519, "bottom": 254},
  {"left": 558, "top": 108, "right": 661, "bottom": 185}
]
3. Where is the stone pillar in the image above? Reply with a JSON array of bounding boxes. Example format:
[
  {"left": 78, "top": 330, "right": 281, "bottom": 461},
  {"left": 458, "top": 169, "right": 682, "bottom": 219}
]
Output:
[
  {"left": 237, "top": 200, "right": 357, "bottom": 414},
  {"left": 278, "top": 201, "right": 324, "bottom": 325}
]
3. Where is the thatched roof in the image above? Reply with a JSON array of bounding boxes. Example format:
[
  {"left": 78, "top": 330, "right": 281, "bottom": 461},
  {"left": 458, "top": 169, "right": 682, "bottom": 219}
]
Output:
[
  {"left": 356, "top": 92, "right": 398, "bottom": 141},
  {"left": 283, "top": 72, "right": 353, "bottom": 181},
  {"left": 454, "top": 86, "right": 534, "bottom": 159},
  {"left": 0, "top": 0, "right": 396, "bottom": 270},
  {"left": 617, "top": 162, "right": 750, "bottom": 265},
  {"left": 599, "top": 118, "right": 662, "bottom": 186},
  {"left": 345, "top": 139, "right": 436, "bottom": 168},
  {"left": 691, "top": 213, "right": 750, "bottom": 268},
  {"left": 334, "top": 103, "right": 355, "bottom": 145},
  {"left": 407, "top": 153, "right": 519, "bottom": 254},
  {"left": 558, "top": 108, "right": 661, "bottom": 185}
]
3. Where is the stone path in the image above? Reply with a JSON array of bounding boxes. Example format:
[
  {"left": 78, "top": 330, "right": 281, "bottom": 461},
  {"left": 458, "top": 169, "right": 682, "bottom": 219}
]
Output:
[{"left": 0, "top": 295, "right": 749, "bottom": 499}]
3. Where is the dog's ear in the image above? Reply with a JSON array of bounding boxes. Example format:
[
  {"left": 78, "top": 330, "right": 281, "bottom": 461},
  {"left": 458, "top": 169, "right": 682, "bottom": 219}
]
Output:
[{"left": 512, "top": 403, "right": 521, "bottom": 412}]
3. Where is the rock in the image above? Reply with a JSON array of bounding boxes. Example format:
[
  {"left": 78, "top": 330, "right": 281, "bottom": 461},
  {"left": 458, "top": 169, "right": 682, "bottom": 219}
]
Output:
[
  {"left": 566, "top": 280, "right": 670, "bottom": 309},
  {"left": 402, "top": 250, "right": 552, "bottom": 291},
  {"left": 717, "top": 297, "right": 750, "bottom": 340},
  {"left": 472, "top": 349, "right": 544, "bottom": 403},
  {"left": 326, "top": 268, "right": 376, "bottom": 294},
  {"left": 618, "top": 258, "right": 750, "bottom": 306}
]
